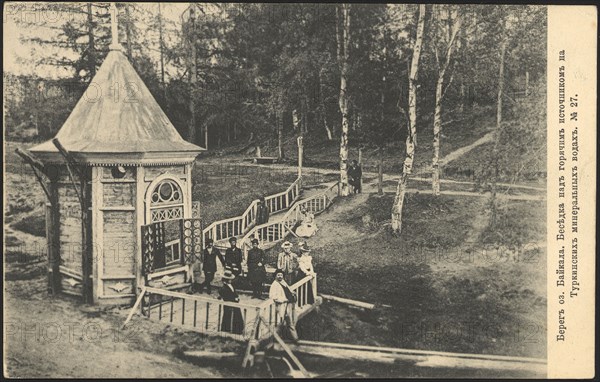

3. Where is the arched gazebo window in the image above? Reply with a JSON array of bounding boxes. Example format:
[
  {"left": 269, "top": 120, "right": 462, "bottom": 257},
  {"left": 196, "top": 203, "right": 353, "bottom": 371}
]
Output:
[
  {"left": 148, "top": 178, "right": 184, "bottom": 267},
  {"left": 149, "top": 179, "right": 184, "bottom": 223}
]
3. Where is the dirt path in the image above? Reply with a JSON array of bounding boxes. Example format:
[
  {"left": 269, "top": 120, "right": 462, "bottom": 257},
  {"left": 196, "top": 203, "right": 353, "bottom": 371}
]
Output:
[{"left": 439, "top": 132, "right": 494, "bottom": 166}]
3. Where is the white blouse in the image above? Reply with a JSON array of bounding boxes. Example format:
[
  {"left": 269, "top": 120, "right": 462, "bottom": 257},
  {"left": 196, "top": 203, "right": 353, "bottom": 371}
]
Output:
[{"left": 298, "top": 255, "right": 314, "bottom": 275}]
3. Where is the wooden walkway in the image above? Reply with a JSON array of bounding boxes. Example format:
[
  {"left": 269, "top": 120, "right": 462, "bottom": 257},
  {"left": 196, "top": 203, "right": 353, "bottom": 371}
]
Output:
[{"left": 141, "top": 276, "right": 319, "bottom": 342}]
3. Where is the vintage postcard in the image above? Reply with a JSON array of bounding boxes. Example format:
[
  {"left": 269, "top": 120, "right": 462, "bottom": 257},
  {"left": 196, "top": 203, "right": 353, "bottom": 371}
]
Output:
[{"left": 3, "top": 2, "right": 596, "bottom": 378}]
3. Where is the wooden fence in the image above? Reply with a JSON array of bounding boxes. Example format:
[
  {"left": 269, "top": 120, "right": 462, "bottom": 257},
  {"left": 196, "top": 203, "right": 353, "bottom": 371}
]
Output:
[
  {"left": 134, "top": 275, "right": 317, "bottom": 341},
  {"left": 240, "top": 181, "right": 339, "bottom": 258},
  {"left": 202, "top": 177, "right": 301, "bottom": 245}
]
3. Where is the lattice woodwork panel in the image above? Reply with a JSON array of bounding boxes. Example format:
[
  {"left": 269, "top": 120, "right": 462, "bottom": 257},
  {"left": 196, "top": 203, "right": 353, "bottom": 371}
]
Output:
[
  {"left": 181, "top": 219, "right": 202, "bottom": 265},
  {"left": 141, "top": 222, "right": 165, "bottom": 276},
  {"left": 151, "top": 206, "right": 183, "bottom": 223}
]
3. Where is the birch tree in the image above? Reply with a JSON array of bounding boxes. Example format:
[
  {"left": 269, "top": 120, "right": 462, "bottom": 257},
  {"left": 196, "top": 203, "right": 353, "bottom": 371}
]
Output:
[
  {"left": 337, "top": 4, "right": 351, "bottom": 196},
  {"left": 431, "top": 6, "right": 462, "bottom": 195},
  {"left": 391, "top": 4, "right": 426, "bottom": 234}
]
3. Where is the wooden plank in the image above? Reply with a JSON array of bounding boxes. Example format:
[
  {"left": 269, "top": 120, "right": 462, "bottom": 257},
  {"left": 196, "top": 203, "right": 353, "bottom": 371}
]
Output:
[
  {"left": 91, "top": 166, "right": 102, "bottom": 301},
  {"left": 122, "top": 287, "right": 146, "bottom": 329},
  {"left": 320, "top": 294, "right": 374, "bottom": 310},
  {"left": 286, "top": 342, "right": 546, "bottom": 372},
  {"left": 144, "top": 287, "right": 257, "bottom": 309},
  {"left": 295, "top": 340, "right": 547, "bottom": 364},
  {"left": 135, "top": 166, "right": 145, "bottom": 294}
]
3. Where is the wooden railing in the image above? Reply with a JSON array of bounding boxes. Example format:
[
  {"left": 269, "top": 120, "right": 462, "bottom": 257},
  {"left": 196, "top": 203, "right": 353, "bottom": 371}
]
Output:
[
  {"left": 254, "top": 274, "right": 317, "bottom": 339},
  {"left": 141, "top": 286, "right": 261, "bottom": 341},
  {"left": 264, "top": 177, "right": 301, "bottom": 215},
  {"left": 202, "top": 177, "right": 301, "bottom": 245},
  {"left": 240, "top": 182, "right": 339, "bottom": 257},
  {"left": 135, "top": 275, "right": 317, "bottom": 341}
]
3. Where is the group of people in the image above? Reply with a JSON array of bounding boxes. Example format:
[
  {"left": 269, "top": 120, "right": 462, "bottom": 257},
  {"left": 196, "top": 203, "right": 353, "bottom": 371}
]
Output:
[{"left": 188, "top": 235, "right": 316, "bottom": 335}]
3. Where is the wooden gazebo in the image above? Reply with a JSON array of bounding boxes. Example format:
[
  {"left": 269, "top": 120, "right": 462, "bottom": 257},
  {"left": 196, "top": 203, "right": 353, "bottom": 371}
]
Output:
[{"left": 22, "top": 13, "right": 204, "bottom": 305}]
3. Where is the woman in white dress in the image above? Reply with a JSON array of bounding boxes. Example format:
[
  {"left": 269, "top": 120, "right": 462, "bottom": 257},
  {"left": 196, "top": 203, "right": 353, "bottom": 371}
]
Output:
[
  {"left": 294, "top": 242, "right": 315, "bottom": 305},
  {"left": 295, "top": 206, "right": 318, "bottom": 238}
]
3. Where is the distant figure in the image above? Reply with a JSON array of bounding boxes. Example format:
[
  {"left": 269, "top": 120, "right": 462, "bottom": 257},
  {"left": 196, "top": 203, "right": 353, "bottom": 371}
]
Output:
[
  {"left": 295, "top": 206, "right": 318, "bottom": 238},
  {"left": 225, "top": 237, "right": 243, "bottom": 285},
  {"left": 295, "top": 242, "right": 315, "bottom": 306},
  {"left": 200, "top": 238, "right": 224, "bottom": 294},
  {"left": 256, "top": 196, "right": 270, "bottom": 225},
  {"left": 246, "top": 238, "right": 266, "bottom": 299},
  {"left": 218, "top": 270, "right": 244, "bottom": 335},
  {"left": 277, "top": 241, "right": 298, "bottom": 285},
  {"left": 347, "top": 159, "right": 362, "bottom": 193}
]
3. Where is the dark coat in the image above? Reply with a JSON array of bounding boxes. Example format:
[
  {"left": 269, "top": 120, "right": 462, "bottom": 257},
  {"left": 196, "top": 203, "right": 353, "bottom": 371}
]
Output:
[
  {"left": 295, "top": 269, "right": 315, "bottom": 305},
  {"left": 247, "top": 247, "right": 266, "bottom": 282},
  {"left": 347, "top": 165, "right": 362, "bottom": 186},
  {"left": 218, "top": 284, "right": 244, "bottom": 334},
  {"left": 256, "top": 204, "right": 270, "bottom": 225},
  {"left": 202, "top": 247, "right": 224, "bottom": 273},
  {"left": 225, "top": 247, "right": 243, "bottom": 275}
]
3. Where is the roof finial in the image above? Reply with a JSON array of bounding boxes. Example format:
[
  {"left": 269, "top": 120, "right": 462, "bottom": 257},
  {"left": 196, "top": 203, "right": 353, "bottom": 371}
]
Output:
[{"left": 109, "top": 2, "right": 123, "bottom": 51}]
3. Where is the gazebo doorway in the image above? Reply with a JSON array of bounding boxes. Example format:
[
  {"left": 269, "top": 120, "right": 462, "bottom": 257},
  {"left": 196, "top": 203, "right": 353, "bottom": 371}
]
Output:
[{"left": 141, "top": 175, "right": 202, "bottom": 289}]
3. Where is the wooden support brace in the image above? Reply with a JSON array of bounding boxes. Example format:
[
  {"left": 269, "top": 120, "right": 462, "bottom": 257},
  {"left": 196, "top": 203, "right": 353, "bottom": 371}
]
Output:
[
  {"left": 242, "top": 315, "right": 262, "bottom": 368},
  {"left": 273, "top": 330, "right": 310, "bottom": 378},
  {"left": 52, "top": 138, "right": 84, "bottom": 206},
  {"left": 122, "top": 287, "right": 146, "bottom": 329},
  {"left": 15, "top": 148, "right": 52, "bottom": 201}
]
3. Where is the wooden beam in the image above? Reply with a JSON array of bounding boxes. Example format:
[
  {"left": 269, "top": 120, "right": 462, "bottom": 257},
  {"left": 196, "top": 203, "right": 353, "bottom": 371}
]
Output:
[
  {"left": 122, "top": 287, "right": 146, "bottom": 329},
  {"left": 15, "top": 148, "right": 47, "bottom": 174},
  {"left": 52, "top": 138, "right": 84, "bottom": 206},
  {"left": 286, "top": 341, "right": 546, "bottom": 373},
  {"left": 273, "top": 330, "right": 310, "bottom": 378},
  {"left": 15, "top": 148, "right": 52, "bottom": 201},
  {"left": 320, "top": 294, "right": 374, "bottom": 310}
]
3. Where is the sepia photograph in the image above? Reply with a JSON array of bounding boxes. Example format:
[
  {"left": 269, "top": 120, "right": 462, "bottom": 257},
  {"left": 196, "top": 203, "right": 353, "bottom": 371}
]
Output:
[{"left": 2, "top": 2, "right": 594, "bottom": 379}]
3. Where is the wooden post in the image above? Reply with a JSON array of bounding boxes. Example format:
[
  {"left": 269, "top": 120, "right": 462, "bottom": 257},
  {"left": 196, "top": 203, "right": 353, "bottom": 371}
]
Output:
[
  {"left": 81, "top": 169, "right": 93, "bottom": 304},
  {"left": 297, "top": 136, "right": 303, "bottom": 189},
  {"left": 358, "top": 147, "right": 363, "bottom": 192},
  {"left": 378, "top": 146, "right": 384, "bottom": 196},
  {"left": 47, "top": 181, "right": 61, "bottom": 295}
]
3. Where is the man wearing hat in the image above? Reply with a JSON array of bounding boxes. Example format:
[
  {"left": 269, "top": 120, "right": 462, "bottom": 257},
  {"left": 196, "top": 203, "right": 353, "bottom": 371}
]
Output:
[
  {"left": 218, "top": 269, "right": 244, "bottom": 335},
  {"left": 225, "top": 237, "right": 243, "bottom": 284},
  {"left": 200, "top": 238, "right": 224, "bottom": 294},
  {"left": 246, "top": 238, "right": 266, "bottom": 299},
  {"left": 269, "top": 269, "right": 299, "bottom": 341},
  {"left": 277, "top": 241, "right": 298, "bottom": 285}
]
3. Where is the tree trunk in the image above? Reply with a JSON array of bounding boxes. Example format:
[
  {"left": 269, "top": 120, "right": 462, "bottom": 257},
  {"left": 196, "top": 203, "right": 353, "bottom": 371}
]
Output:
[
  {"left": 337, "top": 4, "right": 351, "bottom": 197},
  {"left": 158, "top": 3, "right": 166, "bottom": 100},
  {"left": 432, "top": 10, "right": 461, "bottom": 196},
  {"left": 278, "top": 111, "right": 285, "bottom": 160},
  {"left": 124, "top": 4, "right": 133, "bottom": 59},
  {"left": 378, "top": 146, "right": 384, "bottom": 196},
  {"left": 187, "top": 17, "right": 197, "bottom": 144},
  {"left": 431, "top": 76, "right": 444, "bottom": 196},
  {"left": 86, "top": 3, "right": 96, "bottom": 78},
  {"left": 490, "top": 39, "right": 507, "bottom": 228},
  {"left": 319, "top": 70, "right": 333, "bottom": 140},
  {"left": 391, "top": 4, "right": 426, "bottom": 234},
  {"left": 432, "top": 77, "right": 443, "bottom": 196}
]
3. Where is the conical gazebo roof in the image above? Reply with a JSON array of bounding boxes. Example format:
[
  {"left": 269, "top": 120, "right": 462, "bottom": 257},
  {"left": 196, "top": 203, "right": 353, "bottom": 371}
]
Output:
[{"left": 30, "top": 48, "right": 204, "bottom": 165}]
